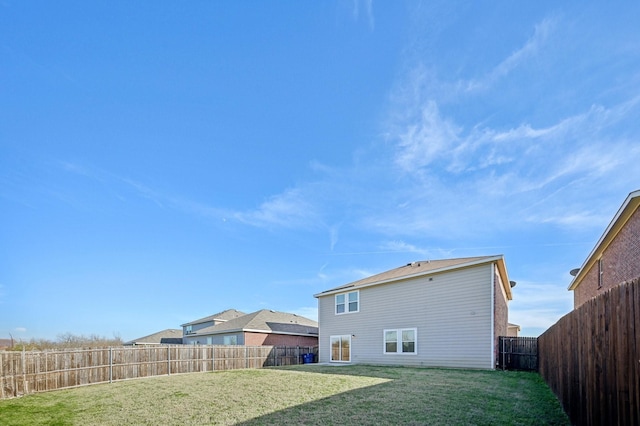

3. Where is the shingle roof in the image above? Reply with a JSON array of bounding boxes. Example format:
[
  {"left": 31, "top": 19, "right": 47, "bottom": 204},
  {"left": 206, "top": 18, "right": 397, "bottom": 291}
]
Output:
[
  {"left": 180, "top": 309, "right": 246, "bottom": 327},
  {"left": 191, "top": 309, "right": 318, "bottom": 337},
  {"left": 315, "top": 255, "right": 504, "bottom": 296},
  {"left": 124, "top": 329, "right": 184, "bottom": 345}
]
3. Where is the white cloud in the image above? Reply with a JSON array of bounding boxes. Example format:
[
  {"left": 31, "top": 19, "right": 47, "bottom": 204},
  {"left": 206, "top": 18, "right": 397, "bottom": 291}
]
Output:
[
  {"left": 463, "top": 17, "right": 556, "bottom": 93},
  {"left": 15, "top": 327, "right": 27, "bottom": 333},
  {"left": 352, "top": 0, "right": 374, "bottom": 30},
  {"left": 393, "top": 101, "right": 461, "bottom": 174},
  {"left": 235, "top": 188, "right": 322, "bottom": 230}
]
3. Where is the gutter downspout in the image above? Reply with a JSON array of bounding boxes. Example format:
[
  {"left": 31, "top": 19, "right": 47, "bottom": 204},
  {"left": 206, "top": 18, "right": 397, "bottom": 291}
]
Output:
[{"left": 490, "top": 263, "right": 495, "bottom": 369}]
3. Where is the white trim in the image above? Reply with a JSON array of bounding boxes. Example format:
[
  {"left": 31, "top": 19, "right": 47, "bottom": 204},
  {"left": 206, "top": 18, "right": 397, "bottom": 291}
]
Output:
[
  {"left": 568, "top": 189, "right": 640, "bottom": 290},
  {"left": 187, "top": 328, "right": 318, "bottom": 338},
  {"left": 490, "top": 263, "right": 495, "bottom": 369},
  {"left": 329, "top": 335, "right": 352, "bottom": 363},
  {"left": 383, "top": 328, "right": 418, "bottom": 355},
  {"left": 335, "top": 290, "right": 360, "bottom": 315}
]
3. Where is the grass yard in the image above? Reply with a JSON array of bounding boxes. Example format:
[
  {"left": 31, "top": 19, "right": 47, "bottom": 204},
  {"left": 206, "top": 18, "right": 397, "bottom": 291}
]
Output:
[{"left": 0, "top": 365, "right": 568, "bottom": 425}]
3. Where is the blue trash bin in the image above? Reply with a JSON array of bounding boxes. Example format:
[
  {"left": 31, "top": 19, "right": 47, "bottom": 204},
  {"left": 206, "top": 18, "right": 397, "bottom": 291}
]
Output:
[{"left": 302, "top": 353, "right": 314, "bottom": 364}]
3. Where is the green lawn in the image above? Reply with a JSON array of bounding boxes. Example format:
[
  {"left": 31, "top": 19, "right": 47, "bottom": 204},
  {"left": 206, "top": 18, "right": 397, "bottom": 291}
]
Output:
[{"left": 0, "top": 365, "right": 568, "bottom": 425}]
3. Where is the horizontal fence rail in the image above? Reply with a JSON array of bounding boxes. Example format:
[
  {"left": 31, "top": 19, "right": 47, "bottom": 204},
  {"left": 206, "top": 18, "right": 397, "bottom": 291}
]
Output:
[
  {"left": 0, "top": 345, "right": 318, "bottom": 399},
  {"left": 538, "top": 277, "right": 640, "bottom": 426},
  {"left": 497, "top": 336, "right": 538, "bottom": 371}
]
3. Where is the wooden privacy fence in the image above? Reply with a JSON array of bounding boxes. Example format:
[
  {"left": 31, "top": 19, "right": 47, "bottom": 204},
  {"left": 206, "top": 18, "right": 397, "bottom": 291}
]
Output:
[
  {"left": 538, "top": 277, "right": 640, "bottom": 426},
  {"left": 497, "top": 336, "right": 538, "bottom": 371},
  {"left": 0, "top": 345, "right": 317, "bottom": 399}
]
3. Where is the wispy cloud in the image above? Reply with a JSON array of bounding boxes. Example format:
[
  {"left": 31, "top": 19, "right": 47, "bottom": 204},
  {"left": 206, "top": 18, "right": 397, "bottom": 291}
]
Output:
[
  {"left": 235, "top": 188, "right": 322, "bottom": 230},
  {"left": 352, "top": 0, "right": 374, "bottom": 30},
  {"left": 463, "top": 17, "right": 556, "bottom": 93}
]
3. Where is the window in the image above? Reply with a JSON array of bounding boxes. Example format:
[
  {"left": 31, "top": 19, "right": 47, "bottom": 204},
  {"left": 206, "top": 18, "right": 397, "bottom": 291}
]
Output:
[
  {"left": 598, "top": 258, "right": 604, "bottom": 289},
  {"left": 185, "top": 325, "right": 193, "bottom": 334},
  {"left": 223, "top": 335, "right": 238, "bottom": 345},
  {"left": 383, "top": 328, "right": 417, "bottom": 354},
  {"left": 336, "top": 291, "right": 359, "bottom": 314},
  {"left": 330, "top": 335, "right": 351, "bottom": 362}
]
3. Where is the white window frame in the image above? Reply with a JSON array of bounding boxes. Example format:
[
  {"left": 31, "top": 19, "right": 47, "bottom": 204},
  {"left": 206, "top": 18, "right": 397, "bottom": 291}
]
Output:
[
  {"left": 330, "top": 335, "right": 352, "bottom": 363},
  {"left": 383, "top": 328, "right": 417, "bottom": 355},
  {"left": 335, "top": 290, "right": 359, "bottom": 315},
  {"left": 598, "top": 258, "right": 604, "bottom": 289}
]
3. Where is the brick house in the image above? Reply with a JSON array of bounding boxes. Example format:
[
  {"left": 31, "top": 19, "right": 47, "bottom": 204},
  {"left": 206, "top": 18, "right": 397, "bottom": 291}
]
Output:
[
  {"left": 568, "top": 190, "right": 640, "bottom": 308},
  {"left": 181, "top": 309, "right": 318, "bottom": 347}
]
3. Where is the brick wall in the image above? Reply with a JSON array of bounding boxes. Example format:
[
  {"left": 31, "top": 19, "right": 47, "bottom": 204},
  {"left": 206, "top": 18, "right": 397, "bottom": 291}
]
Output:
[
  {"left": 574, "top": 207, "right": 640, "bottom": 308},
  {"left": 243, "top": 332, "right": 318, "bottom": 347}
]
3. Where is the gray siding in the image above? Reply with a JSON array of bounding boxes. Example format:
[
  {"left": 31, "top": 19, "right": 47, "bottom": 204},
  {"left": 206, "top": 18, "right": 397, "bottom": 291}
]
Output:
[
  {"left": 317, "top": 263, "right": 494, "bottom": 369},
  {"left": 182, "top": 333, "right": 243, "bottom": 345}
]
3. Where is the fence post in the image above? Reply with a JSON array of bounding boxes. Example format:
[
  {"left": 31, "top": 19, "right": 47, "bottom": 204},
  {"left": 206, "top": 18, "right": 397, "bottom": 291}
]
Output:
[
  {"left": 296, "top": 346, "right": 299, "bottom": 365},
  {"left": 22, "top": 347, "right": 27, "bottom": 395},
  {"left": 109, "top": 347, "right": 113, "bottom": 383},
  {"left": 167, "top": 346, "right": 171, "bottom": 375},
  {"left": 0, "top": 351, "right": 4, "bottom": 399}
]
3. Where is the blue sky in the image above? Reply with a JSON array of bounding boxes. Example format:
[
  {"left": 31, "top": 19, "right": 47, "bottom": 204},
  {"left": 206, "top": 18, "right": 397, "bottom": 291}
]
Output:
[{"left": 2, "top": 1, "right": 639, "bottom": 341}]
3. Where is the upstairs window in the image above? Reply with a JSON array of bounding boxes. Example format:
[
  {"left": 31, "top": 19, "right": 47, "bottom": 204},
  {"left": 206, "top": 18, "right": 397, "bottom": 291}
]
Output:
[
  {"left": 185, "top": 325, "right": 193, "bottom": 334},
  {"left": 598, "top": 258, "right": 604, "bottom": 289},
  {"left": 335, "top": 291, "right": 359, "bottom": 314}
]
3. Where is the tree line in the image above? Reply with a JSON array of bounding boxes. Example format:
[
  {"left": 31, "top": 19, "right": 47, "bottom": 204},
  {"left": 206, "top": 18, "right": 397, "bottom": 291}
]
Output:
[{"left": 5, "top": 333, "right": 123, "bottom": 351}]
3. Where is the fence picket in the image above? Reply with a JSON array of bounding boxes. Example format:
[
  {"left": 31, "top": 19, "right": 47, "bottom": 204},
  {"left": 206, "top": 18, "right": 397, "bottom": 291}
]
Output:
[
  {"left": 539, "top": 276, "right": 640, "bottom": 426},
  {"left": 0, "top": 345, "right": 318, "bottom": 399}
]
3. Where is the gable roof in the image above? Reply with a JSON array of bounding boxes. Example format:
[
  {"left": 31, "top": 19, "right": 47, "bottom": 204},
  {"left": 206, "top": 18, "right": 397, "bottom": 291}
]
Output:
[
  {"left": 124, "top": 329, "right": 183, "bottom": 345},
  {"left": 190, "top": 309, "right": 318, "bottom": 337},
  {"left": 314, "top": 255, "right": 512, "bottom": 300},
  {"left": 568, "top": 190, "right": 640, "bottom": 291},
  {"left": 180, "top": 309, "right": 246, "bottom": 327}
]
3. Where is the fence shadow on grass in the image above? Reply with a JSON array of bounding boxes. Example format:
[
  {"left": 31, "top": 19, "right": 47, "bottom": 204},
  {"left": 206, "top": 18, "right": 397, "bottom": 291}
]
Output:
[{"left": 237, "top": 365, "right": 569, "bottom": 426}]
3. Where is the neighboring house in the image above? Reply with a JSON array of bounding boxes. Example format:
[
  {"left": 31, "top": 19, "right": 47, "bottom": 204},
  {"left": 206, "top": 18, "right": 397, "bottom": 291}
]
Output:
[
  {"left": 181, "top": 309, "right": 246, "bottom": 336},
  {"left": 568, "top": 190, "right": 640, "bottom": 309},
  {"left": 0, "top": 338, "right": 13, "bottom": 350},
  {"left": 314, "top": 255, "right": 513, "bottom": 369},
  {"left": 124, "top": 329, "right": 184, "bottom": 346},
  {"left": 507, "top": 323, "right": 521, "bottom": 337},
  {"left": 181, "top": 309, "right": 318, "bottom": 347}
]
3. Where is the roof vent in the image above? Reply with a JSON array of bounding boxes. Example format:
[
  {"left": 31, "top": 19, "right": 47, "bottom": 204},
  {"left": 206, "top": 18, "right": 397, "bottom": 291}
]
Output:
[
  {"left": 569, "top": 268, "right": 580, "bottom": 277},
  {"left": 509, "top": 281, "right": 517, "bottom": 288}
]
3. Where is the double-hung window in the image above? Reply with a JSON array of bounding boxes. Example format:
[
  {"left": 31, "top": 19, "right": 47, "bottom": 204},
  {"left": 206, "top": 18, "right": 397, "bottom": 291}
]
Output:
[
  {"left": 384, "top": 328, "right": 417, "bottom": 355},
  {"left": 335, "top": 291, "right": 359, "bottom": 314}
]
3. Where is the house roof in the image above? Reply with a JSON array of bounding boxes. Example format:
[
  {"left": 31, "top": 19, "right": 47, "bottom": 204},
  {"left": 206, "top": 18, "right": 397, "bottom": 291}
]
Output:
[
  {"left": 314, "top": 255, "right": 512, "bottom": 300},
  {"left": 124, "top": 329, "right": 183, "bottom": 345},
  {"left": 568, "top": 189, "right": 640, "bottom": 291},
  {"left": 180, "top": 309, "right": 246, "bottom": 327},
  {"left": 190, "top": 309, "right": 318, "bottom": 337},
  {"left": 0, "top": 338, "right": 13, "bottom": 349}
]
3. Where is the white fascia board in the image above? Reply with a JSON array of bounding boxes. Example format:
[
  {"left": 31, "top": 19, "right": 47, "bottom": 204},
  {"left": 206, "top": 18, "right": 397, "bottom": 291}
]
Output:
[{"left": 568, "top": 190, "right": 640, "bottom": 290}]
